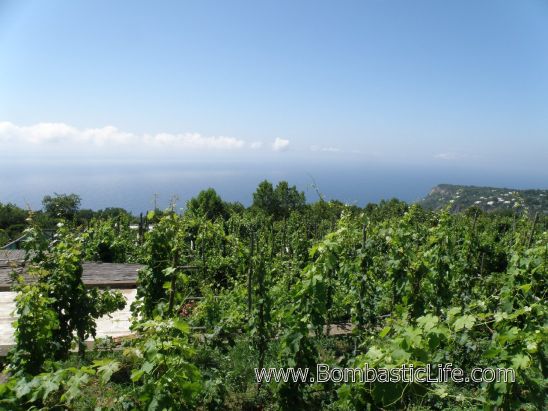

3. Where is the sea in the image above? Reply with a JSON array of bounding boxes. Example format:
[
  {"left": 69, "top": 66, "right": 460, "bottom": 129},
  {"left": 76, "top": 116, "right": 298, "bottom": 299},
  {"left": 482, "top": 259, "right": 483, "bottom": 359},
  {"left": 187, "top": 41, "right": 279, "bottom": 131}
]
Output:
[{"left": 1, "top": 159, "right": 546, "bottom": 214}]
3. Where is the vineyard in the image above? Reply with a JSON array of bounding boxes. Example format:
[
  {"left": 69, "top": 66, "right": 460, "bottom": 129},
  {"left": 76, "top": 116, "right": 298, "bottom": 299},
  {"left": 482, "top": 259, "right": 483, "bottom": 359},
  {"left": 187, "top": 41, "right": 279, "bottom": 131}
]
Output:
[{"left": 0, "top": 184, "right": 546, "bottom": 410}]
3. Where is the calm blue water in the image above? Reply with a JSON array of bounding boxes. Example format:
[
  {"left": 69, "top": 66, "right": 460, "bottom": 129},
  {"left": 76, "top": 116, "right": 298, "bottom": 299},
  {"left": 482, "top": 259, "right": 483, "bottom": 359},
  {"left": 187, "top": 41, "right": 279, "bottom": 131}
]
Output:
[{"left": 1, "top": 160, "right": 546, "bottom": 214}]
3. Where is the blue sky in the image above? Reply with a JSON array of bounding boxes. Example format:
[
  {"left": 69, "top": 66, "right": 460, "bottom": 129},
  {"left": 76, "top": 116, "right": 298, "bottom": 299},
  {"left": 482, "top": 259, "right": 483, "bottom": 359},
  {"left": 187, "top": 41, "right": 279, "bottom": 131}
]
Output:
[{"left": 1, "top": 0, "right": 547, "bottom": 175}]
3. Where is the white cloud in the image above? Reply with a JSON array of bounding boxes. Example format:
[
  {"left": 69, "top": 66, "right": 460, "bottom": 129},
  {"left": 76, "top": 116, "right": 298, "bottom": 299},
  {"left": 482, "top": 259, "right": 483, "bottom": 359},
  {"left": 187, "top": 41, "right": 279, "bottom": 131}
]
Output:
[
  {"left": 0, "top": 121, "right": 78, "bottom": 144},
  {"left": 250, "top": 141, "right": 263, "bottom": 149},
  {"left": 272, "top": 137, "right": 290, "bottom": 151},
  {"left": 310, "top": 145, "right": 341, "bottom": 153},
  {"left": 0, "top": 121, "right": 246, "bottom": 150},
  {"left": 143, "top": 132, "right": 244, "bottom": 149}
]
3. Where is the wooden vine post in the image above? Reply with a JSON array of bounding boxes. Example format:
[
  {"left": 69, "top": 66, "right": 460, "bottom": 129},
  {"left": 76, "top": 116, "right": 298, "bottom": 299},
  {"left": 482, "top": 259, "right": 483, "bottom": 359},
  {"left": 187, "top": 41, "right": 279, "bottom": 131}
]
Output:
[
  {"left": 138, "top": 212, "right": 144, "bottom": 244},
  {"left": 247, "top": 232, "right": 254, "bottom": 316},
  {"left": 256, "top": 257, "right": 267, "bottom": 393},
  {"left": 167, "top": 249, "right": 198, "bottom": 316},
  {"left": 358, "top": 223, "right": 367, "bottom": 329},
  {"left": 527, "top": 212, "right": 539, "bottom": 248}
]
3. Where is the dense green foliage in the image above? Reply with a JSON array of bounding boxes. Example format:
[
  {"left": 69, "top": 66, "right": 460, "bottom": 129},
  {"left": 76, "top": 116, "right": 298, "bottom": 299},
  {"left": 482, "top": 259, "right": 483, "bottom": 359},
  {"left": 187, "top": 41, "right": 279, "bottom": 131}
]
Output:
[
  {"left": 0, "top": 203, "right": 27, "bottom": 245},
  {"left": 252, "top": 180, "right": 306, "bottom": 219},
  {"left": 0, "top": 194, "right": 137, "bottom": 247},
  {"left": 186, "top": 188, "right": 229, "bottom": 220},
  {"left": 0, "top": 182, "right": 546, "bottom": 410},
  {"left": 8, "top": 221, "right": 126, "bottom": 375},
  {"left": 42, "top": 193, "right": 82, "bottom": 221}
]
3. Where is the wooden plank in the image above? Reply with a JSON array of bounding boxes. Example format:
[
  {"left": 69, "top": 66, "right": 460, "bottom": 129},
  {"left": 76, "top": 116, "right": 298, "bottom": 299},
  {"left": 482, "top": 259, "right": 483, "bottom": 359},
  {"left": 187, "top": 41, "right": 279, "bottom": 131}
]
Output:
[
  {"left": 0, "top": 249, "right": 25, "bottom": 263},
  {"left": 0, "top": 262, "right": 144, "bottom": 291}
]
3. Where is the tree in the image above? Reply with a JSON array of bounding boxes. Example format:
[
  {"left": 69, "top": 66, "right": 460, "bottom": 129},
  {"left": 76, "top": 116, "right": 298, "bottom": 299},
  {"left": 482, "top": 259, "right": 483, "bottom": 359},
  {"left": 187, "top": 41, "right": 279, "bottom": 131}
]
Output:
[
  {"left": 97, "top": 207, "right": 132, "bottom": 220},
  {"left": 252, "top": 180, "right": 305, "bottom": 219},
  {"left": 225, "top": 201, "right": 245, "bottom": 215},
  {"left": 252, "top": 180, "right": 277, "bottom": 216},
  {"left": 274, "top": 181, "right": 305, "bottom": 218},
  {"left": 186, "top": 188, "right": 227, "bottom": 220},
  {"left": 0, "top": 202, "right": 28, "bottom": 243},
  {"left": 42, "top": 193, "right": 81, "bottom": 220}
]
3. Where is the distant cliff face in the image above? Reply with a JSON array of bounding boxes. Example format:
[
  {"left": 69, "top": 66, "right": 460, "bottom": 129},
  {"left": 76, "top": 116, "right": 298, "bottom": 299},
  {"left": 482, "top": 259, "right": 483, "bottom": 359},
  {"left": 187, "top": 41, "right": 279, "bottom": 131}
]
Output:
[{"left": 418, "top": 184, "right": 548, "bottom": 214}]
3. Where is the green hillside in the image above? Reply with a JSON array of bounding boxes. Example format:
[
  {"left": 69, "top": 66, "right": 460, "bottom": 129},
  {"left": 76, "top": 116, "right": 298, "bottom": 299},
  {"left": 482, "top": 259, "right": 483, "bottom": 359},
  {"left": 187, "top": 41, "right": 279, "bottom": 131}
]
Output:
[{"left": 418, "top": 184, "right": 548, "bottom": 214}]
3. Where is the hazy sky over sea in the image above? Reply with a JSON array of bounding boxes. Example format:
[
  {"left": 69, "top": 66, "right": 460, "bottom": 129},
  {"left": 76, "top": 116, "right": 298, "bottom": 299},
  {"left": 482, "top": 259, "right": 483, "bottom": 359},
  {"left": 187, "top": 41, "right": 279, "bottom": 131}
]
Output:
[{"left": 1, "top": 0, "right": 547, "bottom": 210}]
